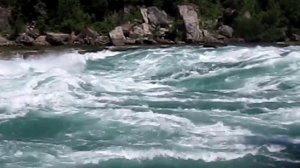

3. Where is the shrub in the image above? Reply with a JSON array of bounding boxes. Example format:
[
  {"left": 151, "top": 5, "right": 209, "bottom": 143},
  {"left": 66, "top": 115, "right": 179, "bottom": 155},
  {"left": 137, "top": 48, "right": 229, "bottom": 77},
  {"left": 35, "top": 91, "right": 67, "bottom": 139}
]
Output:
[
  {"left": 233, "top": 17, "right": 264, "bottom": 42},
  {"left": 262, "top": 27, "right": 285, "bottom": 42}
]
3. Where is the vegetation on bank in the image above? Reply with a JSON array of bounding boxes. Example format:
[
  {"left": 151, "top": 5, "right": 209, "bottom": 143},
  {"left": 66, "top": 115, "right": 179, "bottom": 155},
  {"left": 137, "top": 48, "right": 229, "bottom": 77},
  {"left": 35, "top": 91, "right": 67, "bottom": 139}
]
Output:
[{"left": 0, "top": 0, "right": 300, "bottom": 42}]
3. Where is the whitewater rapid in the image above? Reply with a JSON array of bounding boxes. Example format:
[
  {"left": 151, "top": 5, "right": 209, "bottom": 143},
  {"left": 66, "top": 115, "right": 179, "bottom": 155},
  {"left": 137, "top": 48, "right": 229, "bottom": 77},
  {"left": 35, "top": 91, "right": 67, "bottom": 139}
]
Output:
[{"left": 0, "top": 46, "right": 300, "bottom": 167}]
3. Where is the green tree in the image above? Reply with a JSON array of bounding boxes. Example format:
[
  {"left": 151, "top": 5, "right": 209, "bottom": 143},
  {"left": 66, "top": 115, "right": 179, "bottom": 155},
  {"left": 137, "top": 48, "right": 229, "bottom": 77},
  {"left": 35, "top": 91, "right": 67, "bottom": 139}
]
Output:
[{"left": 56, "top": 0, "right": 90, "bottom": 33}]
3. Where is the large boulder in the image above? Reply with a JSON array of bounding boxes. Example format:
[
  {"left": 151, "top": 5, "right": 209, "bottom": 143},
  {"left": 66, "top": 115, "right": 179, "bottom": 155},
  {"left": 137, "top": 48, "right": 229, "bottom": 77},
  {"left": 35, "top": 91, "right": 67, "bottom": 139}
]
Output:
[
  {"left": 109, "top": 26, "right": 126, "bottom": 46},
  {"left": 218, "top": 25, "right": 234, "bottom": 38},
  {"left": 0, "top": 7, "right": 10, "bottom": 31},
  {"left": 140, "top": 7, "right": 169, "bottom": 27},
  {"left": 129, "top": 25, "right": 145, "bottom": 39},
  {"left": 95, "top": 35, "right": 111, "bottom": 45},
  {"left": 121, "top": 23, "right": 135, "bottom": 36},
  {"left": 203, "top": 30, "right": 225, "bottom": 46},
  {"left": 78, "top": 28, "right": 99, "bottom": 39},
  {"left": 46, "top": 32, "right": 70, "bottom": 46},
  {"left": 178, "top": 5, "right": 204, "bottom": 43},
  {"left": 34, "top": 36, "right": 50, "bottom": 46},
  {"left": 16, "top": 34, "right": 34, "bottom": 46},
  {"left": 147, "top": 7, "right": 169, "bottom": 26},
  {"left": 76, "top": 28, "right": 100, "bottom": 45},
  {"left": 0, "top": 36, "right": 9, "bottom": 46}
]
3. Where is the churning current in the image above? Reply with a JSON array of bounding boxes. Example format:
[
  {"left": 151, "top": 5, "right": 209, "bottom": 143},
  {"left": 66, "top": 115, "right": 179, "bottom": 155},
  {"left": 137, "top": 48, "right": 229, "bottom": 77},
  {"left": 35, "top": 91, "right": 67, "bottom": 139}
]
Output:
[{"left": 0, "top": 46, "right": 300, "bottom": 168}]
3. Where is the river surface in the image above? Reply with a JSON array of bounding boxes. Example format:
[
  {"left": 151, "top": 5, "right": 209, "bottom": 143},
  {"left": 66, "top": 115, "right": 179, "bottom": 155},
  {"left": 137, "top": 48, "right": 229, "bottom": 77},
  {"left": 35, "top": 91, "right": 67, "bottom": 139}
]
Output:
[{"left": 0, "top": 46, "right": 300, "bottom": 168}]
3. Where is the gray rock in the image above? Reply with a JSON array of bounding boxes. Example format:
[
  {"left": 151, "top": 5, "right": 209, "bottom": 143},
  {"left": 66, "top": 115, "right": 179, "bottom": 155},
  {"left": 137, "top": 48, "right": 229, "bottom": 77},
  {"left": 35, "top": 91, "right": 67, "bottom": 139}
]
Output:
[
  {"left": 16, "top": 34, "right": 34, "bottom": 46},
  {"left": 155, "top": 38, "right": 175, "bottom": 44},
  {"left": 291, "top": 34, "right": 300, "bottom": 41},
  {"left": 121, "top": 23, "right": 135, "bottom": 36},
  {"left": 34, "top": 36, "right": 50, "bottom": 46},
  {"left": 95, "top": 36, "right": 111, "bottom": 45},
  {"left": 109, "top": 26, "right": 126, "bottom": 46},
  {"left": 78, "top": 28, "right": 99, "bottom": 39},
  {"left": 142, "top": 23, "right": 152, "bottom": 36},
  {"left": 178, "top": 5, "right": 204, "bottom": 43},
  {"left": 46, "top": 32, "right": 70, "bottom": 46},
  {"left": 140, "top": 8, "right": 149, "bottom": 24},
  {"left": 0, "top": 36, "right": 9, "bottom": 46},
  {"left": 76, "top": 28, "right": 100, "bottom": 45},
  {"left": 26, "top": 28, "right": 40, "bottom": 39},
  {"left": 147, "top": 7, "right": 169, "bottom": 26},
  {"left": 203, "top": 30, "right": 225, "bottom": 46},
  {"left": 129, "top": 25, "right": 145, "bottom": 39},
  {"left": 218, "top": 25, "right": 234, "bottom": 38}
]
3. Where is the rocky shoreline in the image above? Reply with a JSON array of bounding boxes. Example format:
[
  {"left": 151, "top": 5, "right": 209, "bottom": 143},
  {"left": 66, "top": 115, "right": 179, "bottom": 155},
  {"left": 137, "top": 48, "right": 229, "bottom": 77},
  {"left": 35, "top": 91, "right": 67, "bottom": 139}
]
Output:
[
  {"left": 0, "top": 5, "right": 261, "bottom": 48},
  {"left": 1, "top": 4, "right": 300, "bottom": 50}
]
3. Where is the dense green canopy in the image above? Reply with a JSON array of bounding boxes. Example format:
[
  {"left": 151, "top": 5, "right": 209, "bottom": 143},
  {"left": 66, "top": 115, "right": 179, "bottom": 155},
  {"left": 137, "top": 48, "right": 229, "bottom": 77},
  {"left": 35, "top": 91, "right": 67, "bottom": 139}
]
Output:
[{"left": 1, "top": 0, "right": 300, "bottom": 42}]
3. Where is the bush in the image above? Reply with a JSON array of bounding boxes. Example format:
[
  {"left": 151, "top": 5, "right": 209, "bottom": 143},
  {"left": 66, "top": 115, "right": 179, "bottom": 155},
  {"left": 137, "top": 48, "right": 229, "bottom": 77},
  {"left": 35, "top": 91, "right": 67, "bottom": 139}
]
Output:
[
  {"left": 262, "top": 27, "right": 285, "bottom": 42},
  {"left": 92, "top": 12, "right": 122, "bottom": 34},
  {"left": 233, "top": 17, "right": 264, "bottom": 42},
  {"left": 56, "top": 0, "right": 90, "bottom": 33}
]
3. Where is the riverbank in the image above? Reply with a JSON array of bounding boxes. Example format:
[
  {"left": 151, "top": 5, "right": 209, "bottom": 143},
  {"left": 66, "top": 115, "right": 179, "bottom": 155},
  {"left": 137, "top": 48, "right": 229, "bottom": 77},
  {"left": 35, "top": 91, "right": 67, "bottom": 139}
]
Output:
[
  {"left": 2, "top": 3, "right": 300, "bottom": 50},
  {"left": 1, "top": 41, "right": 300, "bottom": 60}
]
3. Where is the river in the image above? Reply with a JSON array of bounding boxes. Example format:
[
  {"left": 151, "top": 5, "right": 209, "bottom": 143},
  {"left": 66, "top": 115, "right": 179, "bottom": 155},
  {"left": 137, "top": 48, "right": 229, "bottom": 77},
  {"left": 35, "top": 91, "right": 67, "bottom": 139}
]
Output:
[{"left": 0, "top": 46, "right": 300, "bottom": 167}]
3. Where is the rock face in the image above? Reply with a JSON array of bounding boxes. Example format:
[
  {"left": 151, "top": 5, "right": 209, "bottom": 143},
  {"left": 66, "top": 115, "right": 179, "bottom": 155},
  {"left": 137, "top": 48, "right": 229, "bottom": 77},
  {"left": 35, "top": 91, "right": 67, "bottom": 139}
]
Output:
[
  {"left": 109, "top": 26, "right": 126, "bottom": 46},
  {"left": 140, "top": 8, "right": 149, "bottom": 24},
  {"left": 121, "top": 23, "right": 135, "bottom": 36},
  {"left": 16, "top": 34, "right": 34, "bottom": 46},
  {"left": 178, "top": 5, "right": 204, "bottom": 43},
  {"left": 46, "top": 32, "right": 70, "bottom": 46},
  {"left": 218, "top": 25, "right": 234, "bottom": 38},
  {"left": 0, "top": 7, "right": 10, "bottom": 31},
  {"left": 140, "top": 7, "right": 169, "bottom": 27},
  {"left": 147, "top": 7, "right": 169, "bottom": 26},
  {"left": 129, "top": 25, "right": 145, "bottom": 39},
  {"left": 0, "top": 36, "right": 9, "bottom": 46}
]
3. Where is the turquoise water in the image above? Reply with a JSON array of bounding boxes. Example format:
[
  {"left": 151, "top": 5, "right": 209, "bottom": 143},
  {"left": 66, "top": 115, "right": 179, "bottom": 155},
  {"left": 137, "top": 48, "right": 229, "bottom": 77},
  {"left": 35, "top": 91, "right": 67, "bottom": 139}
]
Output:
[{"left": 0, "top": 46, "right": 300, "bottom": 168}]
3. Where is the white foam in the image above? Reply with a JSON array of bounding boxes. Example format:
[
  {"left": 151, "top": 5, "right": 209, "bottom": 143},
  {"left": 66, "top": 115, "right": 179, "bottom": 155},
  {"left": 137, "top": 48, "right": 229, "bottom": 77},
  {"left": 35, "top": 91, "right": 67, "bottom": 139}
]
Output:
[
  {"left": 265, "top": 145, "right": 286, "bottom": 153},
  {"left": 60, "top": 148, "right": 258, "bottom": 164},
  {"left": 83, "top": 50, "right": 121, "bottom": 60}
]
